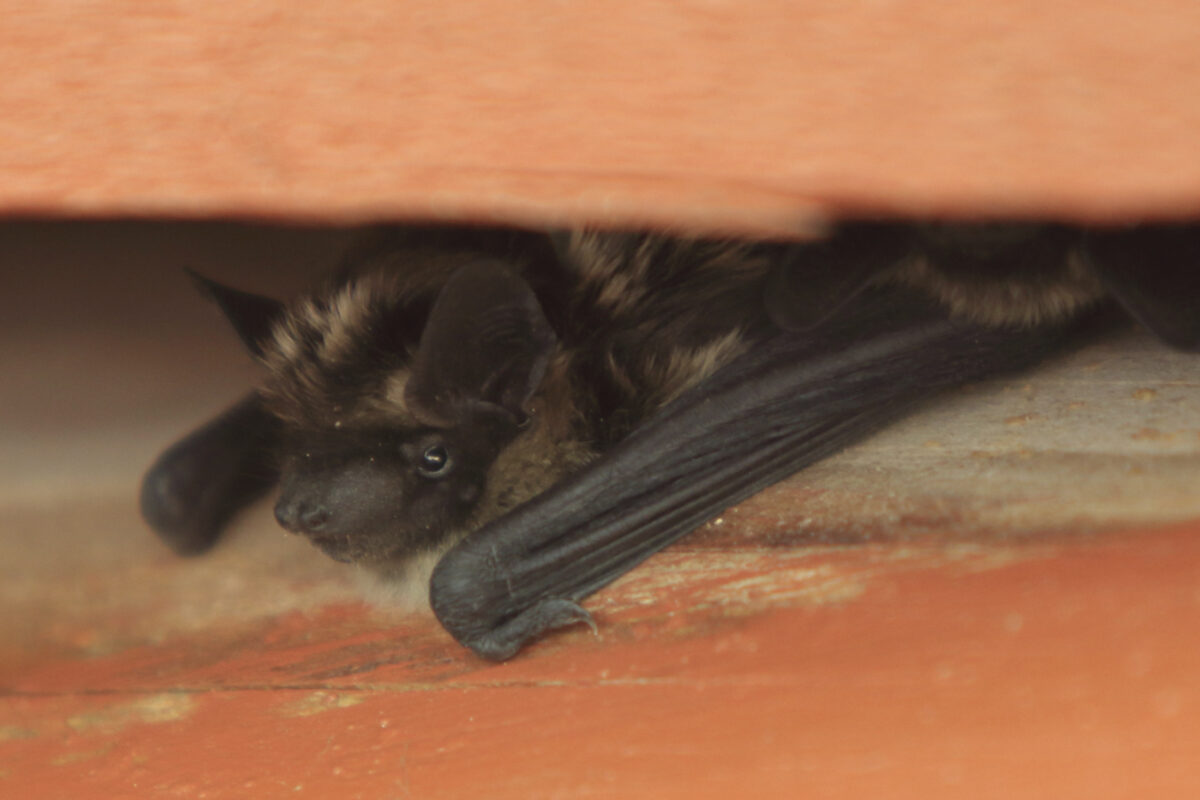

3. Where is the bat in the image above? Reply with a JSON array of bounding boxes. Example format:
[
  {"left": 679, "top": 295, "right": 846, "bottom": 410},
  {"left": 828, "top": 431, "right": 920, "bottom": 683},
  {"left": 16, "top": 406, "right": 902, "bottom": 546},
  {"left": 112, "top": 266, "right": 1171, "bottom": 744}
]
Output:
[{"left": 140, "top": 221, "right": 1200, "bottom": 660}]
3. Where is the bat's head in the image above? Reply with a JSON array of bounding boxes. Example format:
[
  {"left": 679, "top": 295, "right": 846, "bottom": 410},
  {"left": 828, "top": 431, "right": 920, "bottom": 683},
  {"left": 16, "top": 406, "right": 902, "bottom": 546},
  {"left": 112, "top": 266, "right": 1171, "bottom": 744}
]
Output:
[{"left": 192, "top": 260, "right": 557, "bottom": 564}]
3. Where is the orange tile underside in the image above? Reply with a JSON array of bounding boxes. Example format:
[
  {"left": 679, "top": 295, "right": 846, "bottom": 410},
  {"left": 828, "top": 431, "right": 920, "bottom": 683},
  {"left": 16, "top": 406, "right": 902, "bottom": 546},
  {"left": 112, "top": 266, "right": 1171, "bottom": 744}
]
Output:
[
  {"left": 4, "top": 1, "right": 1200, "bottom": 233},
  {"left": 4, "top": 7, "right": 1200, "bottom": 794},
  {"left": 3, "top": 520, "right": 1199, "bottom": 799}
]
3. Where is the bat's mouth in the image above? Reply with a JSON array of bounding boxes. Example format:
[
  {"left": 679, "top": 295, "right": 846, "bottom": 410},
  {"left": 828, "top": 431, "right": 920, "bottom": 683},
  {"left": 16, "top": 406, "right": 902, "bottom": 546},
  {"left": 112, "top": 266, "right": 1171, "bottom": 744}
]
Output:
[
  {"left": 307, "top": 533, "right": 358, "bottom": 563},
  {"left": 306, "top": 530, "right": 408, "bottom": 565}
]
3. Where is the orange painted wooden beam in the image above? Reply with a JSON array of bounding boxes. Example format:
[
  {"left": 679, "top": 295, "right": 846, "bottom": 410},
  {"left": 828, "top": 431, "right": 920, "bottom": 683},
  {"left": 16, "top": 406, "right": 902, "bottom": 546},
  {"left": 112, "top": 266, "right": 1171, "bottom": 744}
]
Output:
[
  {"left": 4, "top": 519, "right": 1199, "bottom": 798},
  {"left": 3, "top": 2, "right": 1200, "bottom": 233}
]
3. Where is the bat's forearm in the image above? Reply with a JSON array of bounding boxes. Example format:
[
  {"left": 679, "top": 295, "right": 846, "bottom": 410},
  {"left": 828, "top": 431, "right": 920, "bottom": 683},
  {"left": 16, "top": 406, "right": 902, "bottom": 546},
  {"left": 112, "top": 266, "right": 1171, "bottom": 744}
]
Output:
[
  {"left": 430, "top": 288, "right": 1098, "bottom": 660},
  {"left": 140, "top": 393, "right": 281, "bottom": 555}
]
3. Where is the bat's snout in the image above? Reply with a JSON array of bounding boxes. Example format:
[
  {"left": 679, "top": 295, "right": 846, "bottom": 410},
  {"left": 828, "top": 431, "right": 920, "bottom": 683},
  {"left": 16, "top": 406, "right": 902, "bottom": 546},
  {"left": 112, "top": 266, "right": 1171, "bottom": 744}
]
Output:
[
  {"left": 274, "top": 496, "right": 330, "bottom": 534},
  {"left": 272, "top": 461, "right": 408, "bottom": 549}
]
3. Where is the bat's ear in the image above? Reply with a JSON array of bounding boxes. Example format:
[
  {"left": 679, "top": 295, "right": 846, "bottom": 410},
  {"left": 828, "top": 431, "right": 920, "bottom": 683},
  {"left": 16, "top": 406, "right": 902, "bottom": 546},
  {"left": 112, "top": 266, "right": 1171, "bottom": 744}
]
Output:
[
  {"left": 186, "top": 269, "right": 286, "bottom": 357},
  {"left": 406, "top": 261, "right": 556, "bottom": 428},
  {"left": 766, "top": 221, "right": 913, "bottom": 332},
  {"left": 1084, "top": 224, "right": 1200, "bottom": 352}
]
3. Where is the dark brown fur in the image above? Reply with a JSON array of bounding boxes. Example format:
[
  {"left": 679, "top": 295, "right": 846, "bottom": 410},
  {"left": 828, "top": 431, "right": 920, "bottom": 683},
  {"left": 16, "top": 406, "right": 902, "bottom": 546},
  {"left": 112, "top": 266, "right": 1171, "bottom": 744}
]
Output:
[{"left": 188, "top": 224, "right": 1112, "bottom": 582}]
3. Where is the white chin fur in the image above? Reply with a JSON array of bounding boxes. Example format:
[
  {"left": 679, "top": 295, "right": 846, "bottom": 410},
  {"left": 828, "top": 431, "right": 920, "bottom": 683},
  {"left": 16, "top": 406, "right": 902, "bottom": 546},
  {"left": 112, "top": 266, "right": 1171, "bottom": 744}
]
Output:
[{"left": 353, "top": 548, "right": 449, "bottom": 612}]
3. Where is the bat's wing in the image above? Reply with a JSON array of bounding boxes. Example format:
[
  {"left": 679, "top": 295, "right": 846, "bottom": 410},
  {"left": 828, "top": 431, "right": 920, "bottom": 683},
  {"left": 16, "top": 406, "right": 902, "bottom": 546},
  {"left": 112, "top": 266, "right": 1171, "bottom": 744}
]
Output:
[
  {"left": 762, "top": 221, "right": 914, "bottom": 331},
  {"left": 1085, "top": 223, "right": 1200, "bottom": 352},
  {"left": 430, "top": 286, "right": 1094, "bottom": 660},
  {"left": 140, "top": 394, "right": 281, "bottom": 555}
]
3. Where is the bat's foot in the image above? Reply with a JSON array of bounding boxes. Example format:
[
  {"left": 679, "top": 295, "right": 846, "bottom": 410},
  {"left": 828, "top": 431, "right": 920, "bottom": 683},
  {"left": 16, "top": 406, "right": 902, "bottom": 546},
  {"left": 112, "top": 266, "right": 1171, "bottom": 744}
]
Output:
[
  {"left": 457, "top": 599, "right": 596, "bottom": 662},
  {"left": 1083, "top": 223, "right": 1200, "bottom": 352}
]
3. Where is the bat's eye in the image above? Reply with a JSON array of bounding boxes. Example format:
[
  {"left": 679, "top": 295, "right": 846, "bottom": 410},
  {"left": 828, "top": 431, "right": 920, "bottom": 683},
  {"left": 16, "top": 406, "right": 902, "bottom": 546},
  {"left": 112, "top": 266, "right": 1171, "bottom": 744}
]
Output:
[{"left": 417, "top": 443, "right": 451, "bottom": 478}]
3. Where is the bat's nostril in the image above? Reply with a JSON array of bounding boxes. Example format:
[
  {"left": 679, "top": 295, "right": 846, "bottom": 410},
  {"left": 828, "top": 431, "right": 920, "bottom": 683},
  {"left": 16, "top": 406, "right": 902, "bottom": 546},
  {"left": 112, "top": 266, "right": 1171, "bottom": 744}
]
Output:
[
  {"left": 273, "top": 500, "right": 298, "bottom": 532},
  {"left": 300, "top": 506, "right": 330, "bottom": 531},
  {"left": 274, "top": 498, "right": 329, "bottom": 533}
]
